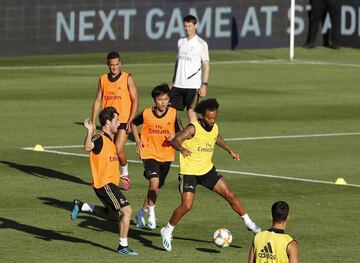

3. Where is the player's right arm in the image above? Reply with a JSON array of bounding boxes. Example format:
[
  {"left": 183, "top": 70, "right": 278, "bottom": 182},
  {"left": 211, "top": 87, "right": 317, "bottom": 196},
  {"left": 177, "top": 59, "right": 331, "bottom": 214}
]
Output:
[
  {"left": 170, "top": 124, "right": 195, "bottom": 157},
  {"left": 91, "top": 79, "right": 102, "bottom": 133},
  {"left": 248, "top": 244, "right": 255, "bottom": 263},
  {"left": 131, "top": 111, "right": 144, "bottom": 155},
  {"left": 84, "top": 118, "right": 95, "bottom": 151},
  {"left": 287, "top": 240, "right": 299, "bottom": 263}
]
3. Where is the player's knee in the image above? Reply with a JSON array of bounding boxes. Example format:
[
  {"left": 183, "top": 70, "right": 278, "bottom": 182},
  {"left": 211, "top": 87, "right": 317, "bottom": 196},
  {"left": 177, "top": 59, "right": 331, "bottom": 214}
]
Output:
[
  {"left": 224, "top": 190, "right": 236, "bottom": 203},
  {"left": 120, "top": 205, "right": 132, "bottom": 217},
  {"left": 181, "top": 202, "right": 193, "bottom": 212},
  {"left": 116, "top": 145, "right": 125, "bottom": 155}
]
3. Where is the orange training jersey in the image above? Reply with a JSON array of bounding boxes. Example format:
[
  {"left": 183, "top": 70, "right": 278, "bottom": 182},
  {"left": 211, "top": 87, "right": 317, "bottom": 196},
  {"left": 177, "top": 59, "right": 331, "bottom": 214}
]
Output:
[
  {"left": 140, "top": 107, "right": 176, "bottom": 162},
  {"left": 100, "top": 72, "right": 131, "bottom": 123},
  {"left": 89, "top": 132, "right": 120, "bottom": 189}
]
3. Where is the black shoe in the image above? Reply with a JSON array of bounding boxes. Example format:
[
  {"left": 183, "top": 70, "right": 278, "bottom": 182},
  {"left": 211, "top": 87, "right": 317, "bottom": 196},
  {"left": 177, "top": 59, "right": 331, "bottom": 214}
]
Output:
[
  {"left": 117, "top": 245, "right": 139, "bottom": 256},
  {"left": 303, "top": 43, "right": 316, "bottom": 49}
]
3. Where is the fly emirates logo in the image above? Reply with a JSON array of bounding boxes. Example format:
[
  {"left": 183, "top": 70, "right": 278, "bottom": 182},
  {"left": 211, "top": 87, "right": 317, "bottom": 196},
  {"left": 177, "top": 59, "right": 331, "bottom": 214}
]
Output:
[
  {"left": 104, "top": 90, "right": 121, "bottom": 101},
  {"left": 148, "top": 124, "right": 171, "bottom": 135},
  {"left": 197, "top": 143, "right": 213, "bottom": 152}
]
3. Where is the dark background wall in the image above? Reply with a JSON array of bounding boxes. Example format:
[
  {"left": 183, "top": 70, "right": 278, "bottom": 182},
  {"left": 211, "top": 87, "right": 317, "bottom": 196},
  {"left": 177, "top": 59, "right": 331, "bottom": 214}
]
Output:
[{"left": 0, "top": 0, "right": 359, "bottom": 56}]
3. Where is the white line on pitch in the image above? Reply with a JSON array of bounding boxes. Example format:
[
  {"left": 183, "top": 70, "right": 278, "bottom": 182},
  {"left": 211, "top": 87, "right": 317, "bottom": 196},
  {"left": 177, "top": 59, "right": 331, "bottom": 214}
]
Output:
[
  {"left": 224, "top": 132, "right": 360, "bottom": 141},
  {"left": 22, "top": 132, "right": 360, "bottom": 151},
  {"left": 2, "top": 58, "right": 360, "bottom": 70},
  {"left": 21, "top": 148, "right": 360, "bottom": 188},
  {"left": 21, "top": 142, "right": 136, "bottom": 150}
]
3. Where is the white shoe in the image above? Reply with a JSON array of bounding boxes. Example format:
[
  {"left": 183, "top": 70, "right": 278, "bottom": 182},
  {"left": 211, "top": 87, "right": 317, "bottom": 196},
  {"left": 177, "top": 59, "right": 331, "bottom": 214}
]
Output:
[
  {"left": 147, "top": 216, "right": 156, "bottom": 230},
  {"left": 246, "top": 222, "right": 261, "bottom": 234},
  {"left": 160, "top": 227, "right": 172, "bottom": 251}
]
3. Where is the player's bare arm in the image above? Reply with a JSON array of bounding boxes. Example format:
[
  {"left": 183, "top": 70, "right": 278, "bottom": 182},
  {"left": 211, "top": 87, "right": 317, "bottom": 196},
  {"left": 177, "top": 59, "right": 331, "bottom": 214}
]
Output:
[
  {"left": 216, "top": 135, "right": 240, "bottom": 160},
  {"left": 287, "top": 240, "right": 299, "bottom": 263},
  {"left": 84, "top": 118, "right": 95, "bottom": 151},
  {"left": 91, "top": 80, "right": 102, "bottom": 132},
  {"left": 248, "top": 245, "right": 255, "bottom": 263},
  {"left": 130, "top": 121, "right": 143, "bottom": 155},
  {"left": 127, "top": 74, "right": 139, "bottom": 133},
  {"left": 198, "top": 61, "right": 210, "bottom": 97},
  {"left": 170, "top": 124, "right": 195, "bottom": 157}
]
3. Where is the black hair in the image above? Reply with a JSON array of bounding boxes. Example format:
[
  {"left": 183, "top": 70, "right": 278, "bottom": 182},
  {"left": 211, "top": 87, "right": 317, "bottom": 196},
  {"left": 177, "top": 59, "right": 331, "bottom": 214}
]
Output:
[
  {"left": 183, "top": 15, "right": 197, "bottom": 24},
  {"left": 194, "top": 98, "right": 219, "bottom": 115},
  {"left": 151, "top": 83, "right": 171, "bottom": 99},
  {"left": 99, "top": 107, "right": 118, "bottom": 126},
  {"left": 272, "top": 201, "right": 289, "bottom": 222},
  {"left": 107, "top": 51, "right": 121, "bottom": 61}
]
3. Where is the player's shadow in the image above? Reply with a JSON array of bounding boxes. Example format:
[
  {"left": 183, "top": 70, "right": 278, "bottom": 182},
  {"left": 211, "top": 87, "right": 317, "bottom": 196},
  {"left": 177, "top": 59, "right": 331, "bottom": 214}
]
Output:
[
  {"left": 196, "top": 248, "right": 221, "bottom": 253},
  {"left": 77, "top": 215, "right": 164, "bottom": 251},
  {"left": 38, "top": 197, "right": 155, "bottom": 249},
  {"left": 0, "top": 217, "right": 114, "bottom": 252},
  {"left": 38, "top": 196, "right": 228, "bottom": 251},
  {"left": 38, "top": 197, "right": 73, "bottom": 211},
  {"left": 0, "top": 161, "right": 89, "bottom": 185}
]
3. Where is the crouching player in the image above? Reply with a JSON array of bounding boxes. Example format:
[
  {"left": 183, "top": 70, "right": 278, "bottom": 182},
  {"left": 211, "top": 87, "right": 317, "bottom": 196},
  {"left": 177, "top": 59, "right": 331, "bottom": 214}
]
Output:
[
  {"left": 71, "top": 107, "right": 138, "bottom": 256},
  {"left": 131, "top": 84, "right": 180, "bottom": 229}
]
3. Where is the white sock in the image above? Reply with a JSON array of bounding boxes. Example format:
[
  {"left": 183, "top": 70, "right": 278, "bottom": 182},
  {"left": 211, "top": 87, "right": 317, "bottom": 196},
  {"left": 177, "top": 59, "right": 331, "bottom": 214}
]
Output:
[
  {"left": 119, "top": 237, "right": 128, "bottom": 247},
  {"left": 148, "top": 205, "right": 155, "bottom": 218},
  {"left": 165, "top": 222, "right": 175, "bottom": 235},
  {"left": 121, "top": 164, "right": 129, "bottom": 176},
  {"left": 241, "top": 213, "right": 253, "bottom": 226},
  {"left": 81, "top": 203, "right": 95, "bottom": 212}
]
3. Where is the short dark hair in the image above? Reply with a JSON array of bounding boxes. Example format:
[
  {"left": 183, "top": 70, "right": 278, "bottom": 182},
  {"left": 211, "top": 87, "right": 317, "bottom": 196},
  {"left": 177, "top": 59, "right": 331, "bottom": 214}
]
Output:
[
  {"left": 107, "top": 51, "right": 121, "bottom": 61},
  {"left": 183, "top": 15, "right": 197, "bottom": 24},
  {"left": 194, "top": 98, "right": 219, "bottom": 115},
  {"left": 151, "top": 83, "right": 171, "bottom": 99},
  {"left": 99, "top": 107, "right": 118, "bottom": 126},
  {"left": 272, "top": 201, "right": 289, "bottom": 222}
]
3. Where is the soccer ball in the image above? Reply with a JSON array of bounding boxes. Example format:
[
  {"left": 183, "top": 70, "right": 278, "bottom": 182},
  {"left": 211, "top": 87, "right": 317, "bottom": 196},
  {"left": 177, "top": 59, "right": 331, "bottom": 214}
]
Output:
[{"left": 213, "top": 228, "right": 233, "bottom": 248}]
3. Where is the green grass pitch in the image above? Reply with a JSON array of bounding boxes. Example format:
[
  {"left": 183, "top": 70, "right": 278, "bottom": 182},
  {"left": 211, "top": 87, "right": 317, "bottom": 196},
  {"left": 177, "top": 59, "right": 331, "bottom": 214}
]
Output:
[{"left": 0, "top": 48, "right": 360, "bottom": 262}]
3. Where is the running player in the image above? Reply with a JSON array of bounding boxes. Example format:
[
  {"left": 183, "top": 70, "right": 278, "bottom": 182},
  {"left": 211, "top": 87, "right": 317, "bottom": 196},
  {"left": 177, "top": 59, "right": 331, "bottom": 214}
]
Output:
[{"left": 131, "top": 84, "right": 180, "bottom": 230}]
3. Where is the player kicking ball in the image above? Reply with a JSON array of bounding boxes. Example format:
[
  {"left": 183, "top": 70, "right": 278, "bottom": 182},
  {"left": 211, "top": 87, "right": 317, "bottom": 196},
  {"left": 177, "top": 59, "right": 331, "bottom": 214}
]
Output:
[
  {"left": 160, "top": 98, "right": 261, "bottom": 251},
  {"left": 131, "top": 84, "right": 180, "bottom": 230}
]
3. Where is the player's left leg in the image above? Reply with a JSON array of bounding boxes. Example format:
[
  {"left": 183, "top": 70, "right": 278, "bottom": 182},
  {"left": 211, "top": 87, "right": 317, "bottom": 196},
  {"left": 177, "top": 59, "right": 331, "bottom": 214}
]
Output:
[
  {"left": 213, "top": 178, "right": 246, "bottom": 215},
  {"left": 147, "top": 177, "right": 160, "bottom": 229},
  {"left": 213, "top": 178, "right": 261, "bottom": 234}
]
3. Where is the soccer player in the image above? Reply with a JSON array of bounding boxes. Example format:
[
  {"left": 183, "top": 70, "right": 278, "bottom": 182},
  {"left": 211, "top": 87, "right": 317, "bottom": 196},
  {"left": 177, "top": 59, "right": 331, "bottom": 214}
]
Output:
[
  {"left": 91, "top": 51, "right": 139, "bottom": 189},
  {"left": 160, "top": 98, "right": 261, "bottom": 251},
  {"left": 71, "top": 107, "right": 139, "bottom": 256},
  {"left": 248, "top": 201, "right": 299, "bottom": 263},
  {"left": 170, "top": 15, "right": 210, "bottom": 124},
  {"left": 131, "top": 84, "right": 180, "bottom": 230}
]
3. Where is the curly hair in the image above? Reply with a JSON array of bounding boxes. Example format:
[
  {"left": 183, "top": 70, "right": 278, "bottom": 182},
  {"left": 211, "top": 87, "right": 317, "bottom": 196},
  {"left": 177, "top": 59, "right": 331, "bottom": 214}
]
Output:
[{"left": 194, "top": 98, "right": 219, "bottom": 115}]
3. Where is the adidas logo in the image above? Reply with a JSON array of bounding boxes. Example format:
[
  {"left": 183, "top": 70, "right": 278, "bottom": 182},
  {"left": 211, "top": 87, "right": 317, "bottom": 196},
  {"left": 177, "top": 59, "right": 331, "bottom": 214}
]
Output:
[{"left": 258, "top": 242, "right": 276, "bottom": 260}]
